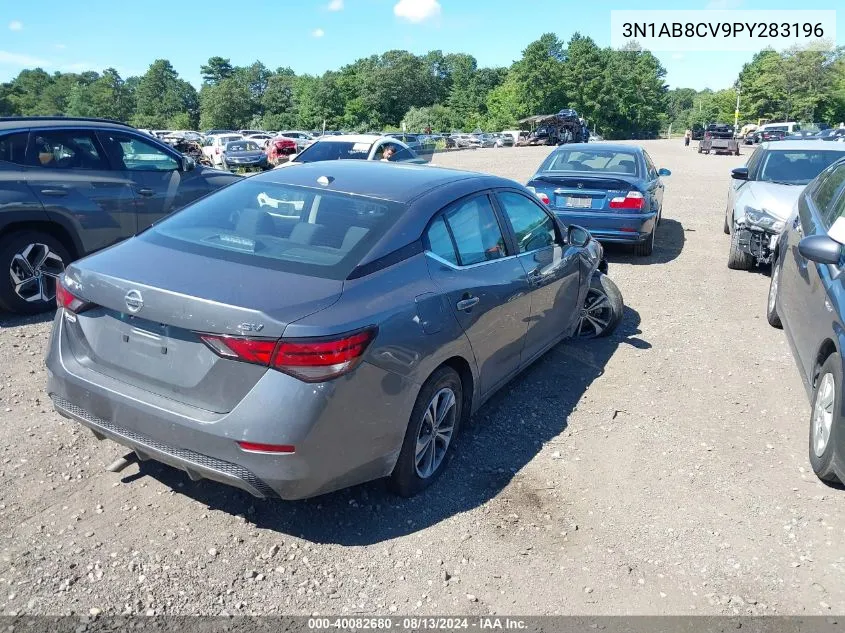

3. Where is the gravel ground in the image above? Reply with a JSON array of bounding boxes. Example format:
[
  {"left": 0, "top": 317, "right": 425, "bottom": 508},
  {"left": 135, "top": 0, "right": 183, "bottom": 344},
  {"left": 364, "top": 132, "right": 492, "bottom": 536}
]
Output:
[{"left": 1, "top": 140, "right": 843, "bottom": 617}]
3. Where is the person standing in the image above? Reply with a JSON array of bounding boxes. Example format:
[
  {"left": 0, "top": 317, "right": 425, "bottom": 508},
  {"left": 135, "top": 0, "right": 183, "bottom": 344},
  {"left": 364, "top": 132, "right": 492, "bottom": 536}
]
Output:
[{"left": 684, "top": 129, "right": 692, "bottom": 147}]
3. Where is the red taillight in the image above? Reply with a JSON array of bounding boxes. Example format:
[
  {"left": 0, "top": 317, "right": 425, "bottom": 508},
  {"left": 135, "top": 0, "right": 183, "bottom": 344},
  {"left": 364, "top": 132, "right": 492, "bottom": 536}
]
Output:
[
  {"left": 56, "top": 279, "right": 90, "bottom": 314},
  {"left": 536, "top": 192, "right": 550, "bottom": 205},
  {"left": 609, "top": 191, "right": 646, "bottom": 211},
  {"left": 199, "top": 328, "right": 376, "bottom": 383},
  {"left": 237, "top": 441, "right": 295, "bottom": 454},
  {"left": 273, "top": 329, "right": 376, "bottom": 382}
]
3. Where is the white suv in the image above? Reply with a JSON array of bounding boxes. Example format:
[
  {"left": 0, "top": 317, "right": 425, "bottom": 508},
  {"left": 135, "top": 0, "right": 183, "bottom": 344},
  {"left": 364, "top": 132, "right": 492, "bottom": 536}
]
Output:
[{"left": 202, "top": 134, "right": 244, "bottom": 166}]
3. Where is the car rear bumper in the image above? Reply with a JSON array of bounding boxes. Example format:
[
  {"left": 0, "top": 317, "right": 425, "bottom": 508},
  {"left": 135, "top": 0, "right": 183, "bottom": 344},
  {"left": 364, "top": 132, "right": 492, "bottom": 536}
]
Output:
[
  {"left": 554, "top": 210, "right": 657, "bottom": 244},
  {"left": 45, "top": 313, "right": 418, "bottom": 500}
]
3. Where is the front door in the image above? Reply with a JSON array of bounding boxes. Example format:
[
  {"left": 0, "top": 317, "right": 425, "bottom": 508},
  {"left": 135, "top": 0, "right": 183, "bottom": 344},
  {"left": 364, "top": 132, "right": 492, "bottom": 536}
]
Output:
[
  {"left": 97, "top": 130, "right": 186, "bottom": 231},
  {"left": 494, "top": 190, "right": 581, "bottom": 363},
  {"left": 424, "top": 193, "right": 532, "bottom": 396},
  {"left": 26, "top": 129, "right": 137, "bottom": 254}
]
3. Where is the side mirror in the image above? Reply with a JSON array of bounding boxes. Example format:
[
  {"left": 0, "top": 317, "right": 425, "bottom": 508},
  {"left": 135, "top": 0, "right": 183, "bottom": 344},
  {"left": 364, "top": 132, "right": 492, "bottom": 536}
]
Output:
[
  {"left": 799, "top": 235, "right": 842, "bottom": 265},
  {"left": 658, "top": 168, "right": 671, "bottom": 177},
  {"left": 731, "top": 167, "right": 749, "bottom": 180},
  {"left": 181, "top": 155, "right": 196, "bottom": 172},
  {"left": 567, "top": 224, "right": 591, "bottom": 248}
]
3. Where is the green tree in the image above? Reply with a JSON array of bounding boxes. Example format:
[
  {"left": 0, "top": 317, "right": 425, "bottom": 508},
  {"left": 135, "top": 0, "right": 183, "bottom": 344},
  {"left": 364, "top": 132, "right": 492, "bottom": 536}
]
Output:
[
  {"left": 7, "top": 68, "right": 53, "bottom": 114},
  {"left": 402, "top": 104, "right": 452, "bottom": 132},
  {"left": 66, "top": 69, "right": 133, "bottom": 121},
  {"left": 199, "top": 76, "right": 253, "bottom": 130},
  {"left": 132, "top": 60, "right": 199, "bottom": 129},
  {"left": 200, "top": 57, "right": 234, "bottom": 85},
  {"left": 508, "top": 34, "right": 567, "bottom": 116}
]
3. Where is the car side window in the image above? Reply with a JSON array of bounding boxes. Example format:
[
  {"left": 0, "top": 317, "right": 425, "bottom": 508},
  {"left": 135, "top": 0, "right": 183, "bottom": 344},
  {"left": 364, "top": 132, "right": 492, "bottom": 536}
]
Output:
[
  {"left": 30, "top": 131, "right": 109, "bottom": 170},
  {"left": 0, "top": 132, "right": 29, "bottom": 165},
  {"left": 643, "top": 152, "right": 658, "bottom": 179},
  {"left": 98, "top": 132, "right": 178, "bottom": 171},
  {"left": 426, "top": 216, "right": 459, "bottom": 265},
  {"left": 745, "top": 147, "right": 763, "bottom": 178},
  {"left": 814, "top": 165, "right": 845, "bottom": 228},
  {"left": 439, "top": 196, "right": 507, "bottom": 266},
  {"left": 496, "top": 191, "right": 558, "bottom": 253}
]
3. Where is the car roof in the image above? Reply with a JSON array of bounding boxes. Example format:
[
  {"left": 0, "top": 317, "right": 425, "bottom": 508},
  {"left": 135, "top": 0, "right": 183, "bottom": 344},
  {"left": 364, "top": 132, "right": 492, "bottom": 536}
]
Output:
[
  {"left": 759, "top": 140, "right": 845, "bottom": 151},
  {"left": 0, "top": 116, "right": 135, "bottom": 131},
  {"left": 551, "top": 142, "right": 640, "bottom": 153},
  {"left": 251, "top": 160, "right": 509, "bottom": 204}
]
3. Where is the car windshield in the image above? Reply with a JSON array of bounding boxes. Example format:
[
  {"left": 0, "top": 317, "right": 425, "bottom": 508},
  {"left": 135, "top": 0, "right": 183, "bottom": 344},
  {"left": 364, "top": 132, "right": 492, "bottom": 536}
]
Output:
[
  {"left": 144, "top": 180, "right": 404, "bottom": 280},
  {"left": 293, "top": 141, "right": 373, "bottom": 162},
  {"left": 227, "top": 141, "right": 260, "bottom": 152},
  {"left": 758, "top": 150, "right": 845, "bottom": 185},
  {"left": 539, "top": 149, "right": 640, "bottom": 176}
]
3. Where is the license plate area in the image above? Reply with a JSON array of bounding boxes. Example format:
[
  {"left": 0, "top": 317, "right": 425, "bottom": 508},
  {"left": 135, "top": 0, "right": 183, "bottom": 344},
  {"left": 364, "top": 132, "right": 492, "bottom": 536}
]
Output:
[{"left": 560, "top": 195, "right": 592, "bottom": 209}]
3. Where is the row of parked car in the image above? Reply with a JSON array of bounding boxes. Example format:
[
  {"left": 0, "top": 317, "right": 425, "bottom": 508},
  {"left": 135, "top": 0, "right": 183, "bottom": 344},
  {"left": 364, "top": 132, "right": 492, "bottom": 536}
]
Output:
[{"left": 723, "top": 138, "right": 845, "bottom": 485}]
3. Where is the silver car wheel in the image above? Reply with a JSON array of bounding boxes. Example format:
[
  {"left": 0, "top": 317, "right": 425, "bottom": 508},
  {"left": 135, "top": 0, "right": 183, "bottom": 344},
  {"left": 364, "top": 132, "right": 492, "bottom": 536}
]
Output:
[
  {"left": 812, "top": 372, "right": 835, "bottom": 458},
  {"left": 768, "top": 263, "right": 780, "bottom": 315},
  {"left": 414, "top": 387, "right": 457, "bottom": 479},
  {"left": 577, "top": 287, "right": 613, "bottom": 338},
  {"left": 9, "top": 242, "right": 65, "bottom": 304}
]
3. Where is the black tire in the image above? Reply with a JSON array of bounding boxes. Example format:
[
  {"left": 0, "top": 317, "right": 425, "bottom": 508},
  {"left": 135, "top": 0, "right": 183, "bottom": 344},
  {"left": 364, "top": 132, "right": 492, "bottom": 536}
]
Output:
[
  {"left": 633, "top": 227, "right": 655, "bottom": 256},
  {"left": 390, "top": 366, "right": 463, "bottom": 497},
  {"left": 727, "top": 229, "right": 753, "bottom": 270},
  {"left": 576, "top": 272, "right": 624, "bottom": 338},
  {"left": 766, "top": 258, "right": 783, "bottom": 328},
  {"left": 0, "top": 231, "right": 70, "bottom": 314},
  {"left": 809, "top": 354, "right": 843, "bottom": 484}
]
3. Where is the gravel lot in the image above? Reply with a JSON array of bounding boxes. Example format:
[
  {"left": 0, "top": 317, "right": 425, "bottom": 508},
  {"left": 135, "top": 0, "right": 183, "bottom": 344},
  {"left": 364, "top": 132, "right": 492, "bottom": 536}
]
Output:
[{"left": 1, "top": 140, "right": 843, "bottom": 617}]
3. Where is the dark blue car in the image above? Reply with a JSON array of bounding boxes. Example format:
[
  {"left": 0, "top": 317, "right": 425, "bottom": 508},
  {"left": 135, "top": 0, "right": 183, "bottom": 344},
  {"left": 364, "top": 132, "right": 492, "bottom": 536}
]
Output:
[
  {"left": 768, "top": 157, "right": 845, "bottom": 484},
  {"left": 526, "top": 143, "right": 671, "bottom": 256}
]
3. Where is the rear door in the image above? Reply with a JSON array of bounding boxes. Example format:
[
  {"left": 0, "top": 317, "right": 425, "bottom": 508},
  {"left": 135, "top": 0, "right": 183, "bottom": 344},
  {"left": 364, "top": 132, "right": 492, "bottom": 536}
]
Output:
[
  {"left": 494, "top": 190, "right": 581, "bottom": 363},
  {"left": 26, "top": 128, "right": 137, "bottom": 254},
  {"left": 97, "top": 130, "right": 191, "bottom": 231},
  {"left": 642, "top": 151, "right": 664, "bottom": 212},
  {"left": 424, "top": 193, "right": 532, "bottom": 396}
]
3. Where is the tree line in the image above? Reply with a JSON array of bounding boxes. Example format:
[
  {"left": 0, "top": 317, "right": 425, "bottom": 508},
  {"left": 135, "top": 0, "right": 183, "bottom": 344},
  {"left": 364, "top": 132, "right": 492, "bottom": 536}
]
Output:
[{"left": 0, "top": 33, "right": 842, "bottom": 139}]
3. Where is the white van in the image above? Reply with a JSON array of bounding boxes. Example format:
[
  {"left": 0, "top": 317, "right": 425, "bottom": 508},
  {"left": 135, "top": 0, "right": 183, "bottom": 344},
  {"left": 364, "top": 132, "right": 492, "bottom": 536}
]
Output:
[{"left": 758, "top": 122, "right": 801, "bottom": 135}]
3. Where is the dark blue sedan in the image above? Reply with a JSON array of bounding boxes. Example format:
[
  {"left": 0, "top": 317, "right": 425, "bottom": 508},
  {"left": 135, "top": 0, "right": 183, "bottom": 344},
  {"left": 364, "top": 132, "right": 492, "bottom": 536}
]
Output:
[
  {"left": 221, "top": 140, "right": 269, "bottom": 172},
  {"left": 526, "top": 143, "right": 671, "bottom": 256}
]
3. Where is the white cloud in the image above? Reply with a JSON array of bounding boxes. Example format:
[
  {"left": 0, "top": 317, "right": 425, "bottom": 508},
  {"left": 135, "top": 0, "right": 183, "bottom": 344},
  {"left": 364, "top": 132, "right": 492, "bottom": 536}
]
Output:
[
  {"left": 393, "top": 0, "right": 441, "bottom": 23},
  {"left": 327, "top": 0, "right": 343, "bottom": 11},
  {"left": 8, "top": 20, "right": 23, "bottom": 31},
  {"left": 0, "top": 50, "right": 49, "bottom": 66},
  {"left": 312, "top": 28, "right": 325, "bottom": 38}
]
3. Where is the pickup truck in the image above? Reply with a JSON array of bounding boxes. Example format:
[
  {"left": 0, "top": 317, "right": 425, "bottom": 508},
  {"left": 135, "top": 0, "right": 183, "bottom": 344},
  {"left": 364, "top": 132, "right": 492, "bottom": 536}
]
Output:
[{"left": 698, "top": 123, "right": 740, "bottom": 156}]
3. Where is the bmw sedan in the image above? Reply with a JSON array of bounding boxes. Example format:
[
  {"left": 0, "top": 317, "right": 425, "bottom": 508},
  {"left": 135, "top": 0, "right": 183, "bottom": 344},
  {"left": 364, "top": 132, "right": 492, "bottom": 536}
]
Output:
[
  {"left": 46, "top": 161, "right": 623, "bottom": 500},
  {"left": 526, "top": 144, "right": 670, "bottom": 257},
  {"left": 767, "top": 157, "right": 845, "bottom": 484}
]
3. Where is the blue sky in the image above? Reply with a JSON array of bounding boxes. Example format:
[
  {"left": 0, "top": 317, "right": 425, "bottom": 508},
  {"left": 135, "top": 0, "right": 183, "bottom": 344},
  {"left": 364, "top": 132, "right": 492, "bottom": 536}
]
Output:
[{"left": 0, "top": 0, "right": 842, "bottom": 91}]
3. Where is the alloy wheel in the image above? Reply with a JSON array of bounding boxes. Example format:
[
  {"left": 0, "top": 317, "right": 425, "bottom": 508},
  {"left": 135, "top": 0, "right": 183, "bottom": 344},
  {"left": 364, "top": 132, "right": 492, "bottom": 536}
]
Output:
[
  {"left": 414, "top": 387, "right": 457, "bottom": 479},
  {"left": 768, "top": 264, "right": 780, "bottom": 315},
  {"left": 9, "top": 243, "right": 65, "bottom": 304},
  {"left": 812, "top": 372, "right": 835, "bottom": 458},
  {"left": 577, "top": 287, "right": 613, "bottom": 338}
]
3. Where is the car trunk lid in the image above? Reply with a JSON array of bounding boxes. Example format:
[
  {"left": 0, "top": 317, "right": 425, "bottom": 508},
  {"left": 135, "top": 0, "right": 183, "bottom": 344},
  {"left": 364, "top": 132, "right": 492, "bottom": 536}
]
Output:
[
  {"left": 61, "top": 238, "right": 342, "bottom": 413},
  {"left": 529, "top": 174, "right": 639, "bottom": 212}
]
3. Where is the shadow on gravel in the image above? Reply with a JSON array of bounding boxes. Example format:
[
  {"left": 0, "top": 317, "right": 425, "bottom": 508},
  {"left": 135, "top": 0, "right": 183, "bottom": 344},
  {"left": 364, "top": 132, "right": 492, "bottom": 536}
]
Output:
[
  {"left": 0, "top": 309, "right": 55, "bottom": 328},
  {"left": 603, "top": 217, "right": 685, "bottom": 265},
  {"left": 136, "top": 306, "right": 649, "bottom": 545}
]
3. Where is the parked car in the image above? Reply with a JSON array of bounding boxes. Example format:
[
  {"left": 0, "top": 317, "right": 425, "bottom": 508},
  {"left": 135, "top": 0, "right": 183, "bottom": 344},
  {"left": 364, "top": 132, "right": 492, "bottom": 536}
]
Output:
[
  {"left": 277, "top": 131, "right": 315, "bottom": 152},
  {"left": 266, "top": 136, "right": 299, "bottom": 166},
  {"left": 758, "top": 129, "right": 787, "bottom": 143},
  {"left": 279, "top": 134, "right": 425, "bottom": 166},
  {"left": 237, "top": 129, "right": 265, "bottom": 138},
  {"left": 202, "top": 133, "right": 244, "bottom": 166},
  {"left": 0, "top": 116, "right": 241, "bottom": 314},
  {"left": 46, "top": 160, "right": 623, "bottom": 500},
  {"left": 245, "top": 133, "right": 275, "bottom": 148},
  {"left": 492, "top": 133, "right": 514, "bottom": 148},
  {"left": 816, "top": 129, "right": 845, "bottom": 142},
  {"left": 784, "top": 130, "right": 820, "bottom": 140},
  {"left": 221, "top": 140, "right": 270, "bottom": 171},
  {"left": 204, "top": 129, "right": 233, "bottom": 136},
  {"left": 385, "top": 133, "right": 423, "bottom": 152},
  {"left": 766, "top": 156, "right": 845, "bottom": 484},
  {"left": 525, "top": 143, "right": 670, "bottom": 257},
  {"left": 724, "top": 141, "right": 845, "bottom": 270}
]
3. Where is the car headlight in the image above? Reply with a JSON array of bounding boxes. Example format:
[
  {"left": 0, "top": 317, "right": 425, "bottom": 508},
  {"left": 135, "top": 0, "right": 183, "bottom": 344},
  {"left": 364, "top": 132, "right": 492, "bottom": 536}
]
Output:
[{"left": 743, "top": 206, "right": 785, "bottom": 232}]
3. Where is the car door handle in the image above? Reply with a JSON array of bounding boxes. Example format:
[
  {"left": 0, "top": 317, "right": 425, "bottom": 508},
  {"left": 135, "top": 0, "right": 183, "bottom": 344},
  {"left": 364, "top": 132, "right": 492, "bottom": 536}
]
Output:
[
  {"left": 456, "top": 296, "right": 479, "bottom": 311},
  {"left": 136, "top": 188, "right": 155, "bottom": 197},
  {"left": 40, "top": 188, "right": 68, "bottom": 197}
]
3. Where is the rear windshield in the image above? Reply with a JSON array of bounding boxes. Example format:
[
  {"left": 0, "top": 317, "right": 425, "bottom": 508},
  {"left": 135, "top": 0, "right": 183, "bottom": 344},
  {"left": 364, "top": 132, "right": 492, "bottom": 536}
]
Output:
[
  {"left": 540, "top": 149, "right": 640, "bottom": 176},
  {"left": 142, "top": 180, "right": 404, "bottom": 280},
  {"left": 227, "top": 141, "right": 260, "bottom": 152},
  {"left": 293, "top": 141, "right": 372, "bottom": 162},
  {"left": 758, "top": 150, "right": 845, "bottom": 185}
]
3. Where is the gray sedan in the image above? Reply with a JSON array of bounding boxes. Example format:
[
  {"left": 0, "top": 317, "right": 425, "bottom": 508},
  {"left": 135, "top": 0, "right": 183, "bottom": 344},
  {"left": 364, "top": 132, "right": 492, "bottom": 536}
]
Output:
[{"left": 46, "top": 161, "right": 623, "bottom": 500}]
